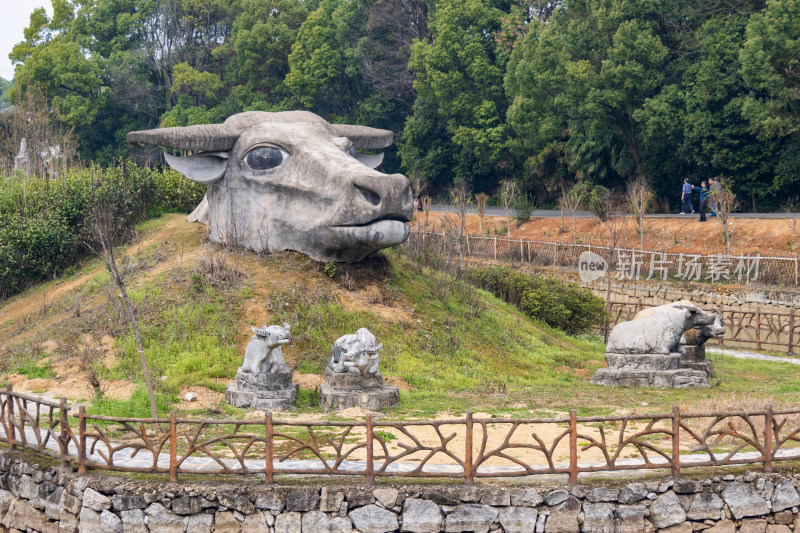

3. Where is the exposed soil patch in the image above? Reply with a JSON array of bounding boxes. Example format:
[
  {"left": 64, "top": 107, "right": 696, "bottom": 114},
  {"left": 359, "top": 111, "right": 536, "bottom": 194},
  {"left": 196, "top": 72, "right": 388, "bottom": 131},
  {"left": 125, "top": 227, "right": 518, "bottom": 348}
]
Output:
[
  {"left": 417, "top": 212, "right": 800, "bottom": 257},
  {"left": 294, "top": 373, "right": 325, "bottom": 390},
  {"left": 177, "top": 386, "right": 225, "bottom": 411}
]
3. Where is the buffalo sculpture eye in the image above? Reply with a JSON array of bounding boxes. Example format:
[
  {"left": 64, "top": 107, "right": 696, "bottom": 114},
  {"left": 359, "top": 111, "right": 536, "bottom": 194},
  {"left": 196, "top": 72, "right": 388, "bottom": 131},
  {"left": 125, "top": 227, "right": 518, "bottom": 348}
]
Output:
[{"left": 244, "top": 146, "right": 288, "bottom": 170}]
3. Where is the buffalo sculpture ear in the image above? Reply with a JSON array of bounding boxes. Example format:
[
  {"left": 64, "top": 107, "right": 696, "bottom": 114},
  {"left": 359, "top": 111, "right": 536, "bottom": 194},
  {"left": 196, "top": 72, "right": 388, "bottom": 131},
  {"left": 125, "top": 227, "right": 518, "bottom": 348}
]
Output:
[
  {"left": 354, "top": 152, "right": 384, "bottom": 169},
  {"left": 164, "top": 152, "right": 229, "bottom": 185}
]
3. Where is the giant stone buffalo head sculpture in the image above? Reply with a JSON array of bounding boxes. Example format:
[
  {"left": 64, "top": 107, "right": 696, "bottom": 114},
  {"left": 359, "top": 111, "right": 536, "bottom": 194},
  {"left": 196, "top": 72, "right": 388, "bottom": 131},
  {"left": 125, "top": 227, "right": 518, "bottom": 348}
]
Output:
[{"left": 127, "top": 111, "right": 413, "bottom": 262}]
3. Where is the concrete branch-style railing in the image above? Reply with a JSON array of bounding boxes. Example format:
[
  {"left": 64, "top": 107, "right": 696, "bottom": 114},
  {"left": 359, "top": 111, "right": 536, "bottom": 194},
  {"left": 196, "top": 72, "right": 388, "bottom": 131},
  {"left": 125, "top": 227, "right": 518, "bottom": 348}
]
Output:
[{"left": 2, "top": 385, "right": 798, "bottom": 484}]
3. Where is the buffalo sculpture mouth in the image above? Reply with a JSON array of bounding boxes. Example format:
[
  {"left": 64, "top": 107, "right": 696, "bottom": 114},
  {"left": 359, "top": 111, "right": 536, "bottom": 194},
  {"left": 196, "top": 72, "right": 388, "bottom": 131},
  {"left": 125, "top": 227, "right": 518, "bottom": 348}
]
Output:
[{"left": 127, "top": 111, "right": 413, "bottom": 263}]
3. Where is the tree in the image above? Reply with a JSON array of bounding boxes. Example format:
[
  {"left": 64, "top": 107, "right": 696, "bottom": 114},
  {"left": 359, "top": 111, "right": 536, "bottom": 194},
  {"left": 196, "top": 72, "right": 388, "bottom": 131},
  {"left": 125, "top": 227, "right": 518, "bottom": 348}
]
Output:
[
  {"left": 449, "top": 181, "right": 472, "bottom": 267},
  {"left": 475, "top": 192, "right": 490, "bottom": 233},
  {"left": 627, "top": 177, "right": 652, "bottom": 251},
  {"left": 714, "top": 178, "right": 738, "bottom": 256},
  {"left": 285, "top": 0, "right": 364, "bottom": 117},
  {"left": 592, "top": 189, "right": 628, "bottom": 342},
  {"left": 86, "top": 202, "right": 157, "bottom": 418},
  {"left": 500, "top": 179, "right": 518, "bottom": 238},
  {"left": 230, "top": 0, "right": 309, "bottom": 101},
  {"left": 506, "top": 2, "right": 669, "bottom": 193},
  {"left": 740, "top": 0, "right": 800, "bottom": 140},
  {"left": 400, "top": 0, "right": 517, "bottom": 193},
  {"left": 0, "top": 78, "right": 11, "bottom": 111},
  {"left": 561, "top": 181, "right": 587, "bottom": 244}
]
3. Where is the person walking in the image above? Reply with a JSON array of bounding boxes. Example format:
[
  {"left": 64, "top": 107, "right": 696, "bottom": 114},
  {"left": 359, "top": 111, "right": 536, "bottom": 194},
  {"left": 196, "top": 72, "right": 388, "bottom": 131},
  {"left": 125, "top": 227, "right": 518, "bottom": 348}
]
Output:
[
  {"left": 696, "top": 181, "right": 709, "bottom": 222},
  {"left": 680, "top": 178, "right": 695, "bottom": 214}
]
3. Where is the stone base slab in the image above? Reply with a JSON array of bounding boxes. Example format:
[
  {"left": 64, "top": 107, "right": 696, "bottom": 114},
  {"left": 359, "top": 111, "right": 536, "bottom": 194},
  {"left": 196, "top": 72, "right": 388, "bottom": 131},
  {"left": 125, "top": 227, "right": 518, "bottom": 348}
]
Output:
[
  {"left": 236, "top": 369, "right": 293, "bottom": 391},
  {"left": 592, "top": 368, "right": 710, "bottom": 388},
  {"left": 682, "top": 360, "right": 714, "bottom": 377},
  {"left": 323, "top": 367, "right": 385, "bottom": 391},
  {"left": 319, "top": 383, "right": 399, "bottom": 411},
  {"left": 225, "top": 383, "right": 298, "bottom": 411},
  {"left": 605, "top": 353, "right": 681, "bottom": 371}
]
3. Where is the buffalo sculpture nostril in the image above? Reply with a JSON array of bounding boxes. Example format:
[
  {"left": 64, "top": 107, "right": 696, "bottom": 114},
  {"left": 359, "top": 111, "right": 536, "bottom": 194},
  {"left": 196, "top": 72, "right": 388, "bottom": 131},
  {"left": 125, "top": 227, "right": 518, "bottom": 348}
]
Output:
[{"left": 355, "top": 184, "right": 381, "bottom": 206}]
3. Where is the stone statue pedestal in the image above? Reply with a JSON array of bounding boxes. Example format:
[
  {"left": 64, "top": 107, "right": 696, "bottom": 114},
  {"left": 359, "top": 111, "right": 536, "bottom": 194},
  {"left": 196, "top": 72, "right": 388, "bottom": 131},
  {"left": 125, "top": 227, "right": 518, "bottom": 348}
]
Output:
[
  {"left": 225, "top": 369, "right": 298, "bottom": 411},
  {"left": 319, "top": 368, "right": 399, "bottom": 411},
  {"left": 592, "top": 352, "right": 710, "bottom": 388}
]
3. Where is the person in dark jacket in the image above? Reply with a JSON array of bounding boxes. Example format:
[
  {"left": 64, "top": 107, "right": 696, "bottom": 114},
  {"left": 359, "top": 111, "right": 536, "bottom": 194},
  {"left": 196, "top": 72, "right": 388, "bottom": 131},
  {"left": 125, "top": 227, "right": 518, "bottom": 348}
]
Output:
[
  {"left": 680, "top": 178, "right": 695, "bottom": 214},
  {"left": 696, "top": 181, "right": 709, "bottom": 222}
]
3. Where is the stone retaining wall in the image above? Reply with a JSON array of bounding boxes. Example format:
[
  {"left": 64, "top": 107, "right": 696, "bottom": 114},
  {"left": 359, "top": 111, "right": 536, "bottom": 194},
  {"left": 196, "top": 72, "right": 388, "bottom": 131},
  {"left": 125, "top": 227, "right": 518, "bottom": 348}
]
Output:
[{"left": 2, "top": 449, "right": 800, "bottom": 532}]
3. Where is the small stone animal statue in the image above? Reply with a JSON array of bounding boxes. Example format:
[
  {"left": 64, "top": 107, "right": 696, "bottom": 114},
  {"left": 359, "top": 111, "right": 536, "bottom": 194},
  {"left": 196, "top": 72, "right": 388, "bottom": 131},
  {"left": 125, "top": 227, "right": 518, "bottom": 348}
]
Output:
[
  {"left": 241, "top": 323, "right": 291, "bottom": 374},
  {"left": 328, "top": 328, "right": 383, "bottom": 376},
  {"left": 127, "top": 111, "right": 413, "bottom": 262},
  {"left": 607, "top": 302, "right": 717, "bottom": 354}
]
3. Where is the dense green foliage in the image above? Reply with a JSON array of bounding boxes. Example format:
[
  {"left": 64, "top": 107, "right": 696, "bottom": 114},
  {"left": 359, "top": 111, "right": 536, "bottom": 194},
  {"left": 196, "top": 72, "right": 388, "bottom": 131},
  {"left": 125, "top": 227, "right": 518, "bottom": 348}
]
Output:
[
  {"left": 6, "top": 0, "right": 800, "bottom": 210},
  {"left": 470, "top": 266, "right": 607, "bottom": 334},
  {"left": 0, "top": 78, "right": 10, "bottom": 110},
  {"left": 0, "top": 165, "right": 204, "bottom": 297}
]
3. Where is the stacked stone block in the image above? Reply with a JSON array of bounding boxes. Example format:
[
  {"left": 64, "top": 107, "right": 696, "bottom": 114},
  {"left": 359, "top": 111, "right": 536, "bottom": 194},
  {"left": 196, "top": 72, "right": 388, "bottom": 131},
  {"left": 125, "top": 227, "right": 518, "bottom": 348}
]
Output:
[{"left": 4, "top": 450, "right": 800, "bottom": 532}]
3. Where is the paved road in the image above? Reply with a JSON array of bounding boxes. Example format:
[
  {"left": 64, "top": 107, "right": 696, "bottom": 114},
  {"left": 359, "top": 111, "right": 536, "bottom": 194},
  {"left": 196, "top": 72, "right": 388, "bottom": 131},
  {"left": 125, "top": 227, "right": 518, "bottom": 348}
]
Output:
[{"left": 430, "top": 204, "right": 796, "bottom": 219}]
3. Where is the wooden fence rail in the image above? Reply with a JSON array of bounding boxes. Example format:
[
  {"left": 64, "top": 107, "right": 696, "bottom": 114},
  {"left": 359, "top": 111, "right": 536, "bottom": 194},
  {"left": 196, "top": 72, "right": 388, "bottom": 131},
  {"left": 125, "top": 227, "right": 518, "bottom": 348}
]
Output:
[{"left": 2, "top": 386, "right": 800, "bottom": 484}]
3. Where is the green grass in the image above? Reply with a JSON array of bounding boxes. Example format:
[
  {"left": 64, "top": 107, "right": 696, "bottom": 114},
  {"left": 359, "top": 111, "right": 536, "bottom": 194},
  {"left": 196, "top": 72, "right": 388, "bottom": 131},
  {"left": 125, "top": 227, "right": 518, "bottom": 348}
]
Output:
[
  {"left": 5, "top": 214, "right": 800, "bottom": 422},
  {"left": 87, "top": 386, "right": 176, "bottom": 419},
  {"left": 7, "top": 358, "right": 55, "bottom": 380}
]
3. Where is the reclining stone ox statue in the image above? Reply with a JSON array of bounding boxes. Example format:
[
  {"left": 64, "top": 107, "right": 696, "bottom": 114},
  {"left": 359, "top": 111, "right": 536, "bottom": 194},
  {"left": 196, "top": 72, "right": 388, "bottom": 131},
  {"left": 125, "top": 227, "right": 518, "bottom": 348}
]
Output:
[
  {"left": 327, "top": 328, "right": 383, "bottom": 376},
  {"left": 594, "top": 301, "right": 723, "bottom": 388},
  {"left": 607, "top": 301, "right": 718, "bottom": 355},
  {"left": 127, "top": 111, "right": 413, "bottom": 262}
]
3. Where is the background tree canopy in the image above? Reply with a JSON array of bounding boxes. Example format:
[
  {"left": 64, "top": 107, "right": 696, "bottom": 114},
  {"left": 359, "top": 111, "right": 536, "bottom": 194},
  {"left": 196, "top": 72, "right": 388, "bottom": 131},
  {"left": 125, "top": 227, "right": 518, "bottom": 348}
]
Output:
[{"left": 4, "top": 0, "right": 799, "bottom": 211}]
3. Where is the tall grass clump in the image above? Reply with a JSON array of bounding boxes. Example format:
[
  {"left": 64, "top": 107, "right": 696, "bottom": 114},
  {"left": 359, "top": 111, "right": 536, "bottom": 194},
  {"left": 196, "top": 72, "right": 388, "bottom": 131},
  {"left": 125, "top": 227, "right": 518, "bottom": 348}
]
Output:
[
  {"left": 470, "top": 266, "right": 607, "bottom": 334},
  {"left": 0, "top": 163, "right": 204, "bottom": 298}
]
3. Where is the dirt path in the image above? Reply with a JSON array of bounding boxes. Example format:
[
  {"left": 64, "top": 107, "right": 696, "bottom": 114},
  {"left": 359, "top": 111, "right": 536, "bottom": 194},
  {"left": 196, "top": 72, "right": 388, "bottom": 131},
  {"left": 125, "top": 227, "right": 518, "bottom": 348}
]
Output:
[{"left": 0, "top": 214, "right": 204, "bottom": 339}]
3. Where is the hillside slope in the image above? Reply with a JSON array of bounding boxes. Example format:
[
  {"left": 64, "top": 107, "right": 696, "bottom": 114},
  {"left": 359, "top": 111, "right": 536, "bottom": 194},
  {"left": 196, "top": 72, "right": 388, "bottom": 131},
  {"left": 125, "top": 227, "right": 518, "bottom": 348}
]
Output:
[
  {"left": 0, "top": 214, "right": 606, "bottom": 416},
  {"left": 2, "top": 214, "right": 799, "bottom": 419}
]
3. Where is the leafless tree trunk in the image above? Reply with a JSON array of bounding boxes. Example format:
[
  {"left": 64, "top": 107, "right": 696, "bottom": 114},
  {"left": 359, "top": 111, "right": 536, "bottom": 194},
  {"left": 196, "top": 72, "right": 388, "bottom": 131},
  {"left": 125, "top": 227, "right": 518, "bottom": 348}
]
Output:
[
  {"left": 476, "top": 192, "right": 489, "bottom": 234},
  {"left": 786, "top": 197, "right": 800, "bottom": 250},
  {"left": 596, "top": 192, "right": 629, "bottom": 342},
  {"left": 85, "top": 204, "right": 157, "bottom": 419},
  {"left": 714, "top": 179, "right": 738, "bottom": 256},
  {"left": 500, "top": 180, "right": 518, "bottom": 239},
  {"left": 422, "top": 196, "right": 432, "bottom": 228},
  {"left": 450, "top": 181, "right": 472, "bottom": 268},
  {"left": 627, "top": 176, "right": 653, "bottom": 251}
]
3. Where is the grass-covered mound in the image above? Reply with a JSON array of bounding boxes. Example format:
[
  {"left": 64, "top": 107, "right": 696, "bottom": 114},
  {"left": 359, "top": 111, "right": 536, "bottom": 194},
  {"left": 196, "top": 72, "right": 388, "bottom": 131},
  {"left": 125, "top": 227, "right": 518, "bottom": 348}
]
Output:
[{"left": 1, "top": 214, "right": 799, "bottom": 419}]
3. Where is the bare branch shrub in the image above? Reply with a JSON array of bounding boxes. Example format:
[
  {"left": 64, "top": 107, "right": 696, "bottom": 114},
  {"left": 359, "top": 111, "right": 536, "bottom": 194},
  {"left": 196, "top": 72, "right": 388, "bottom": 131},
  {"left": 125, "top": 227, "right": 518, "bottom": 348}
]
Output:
[
  {"left": 593, "top": 191, "right": 629, "bottom": 341},
  {"left": 476, "top": 192, "right": 490, "bottom": 233},
  {"left": 714, "top": 178, "right": 738, "bottom": 256},
  {"left": 627, "top": 176, "right": 653, "bottom": 251},
  {"left": 84, "top": 203, "right": 158, "bottom": 418},
  {"left": 192, "top": 253, "right": 246, "bottom": 291},
  {"left": 449, "top": 181, "right": 472, "bottom": 267},
  {"left": 500, "top": 179, "right": 518, "bottom": 239}
]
